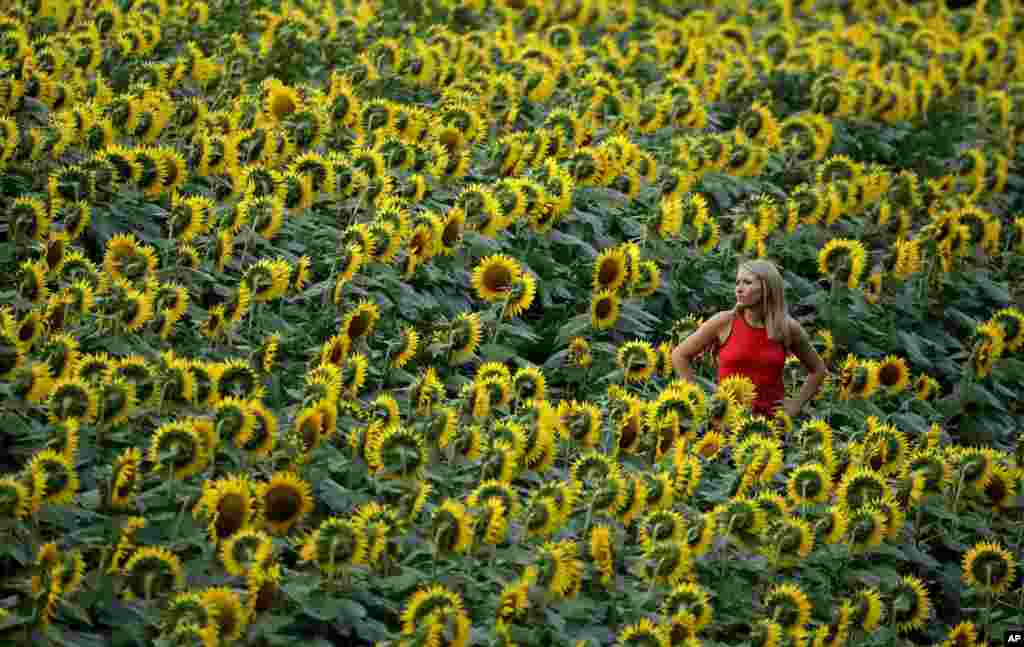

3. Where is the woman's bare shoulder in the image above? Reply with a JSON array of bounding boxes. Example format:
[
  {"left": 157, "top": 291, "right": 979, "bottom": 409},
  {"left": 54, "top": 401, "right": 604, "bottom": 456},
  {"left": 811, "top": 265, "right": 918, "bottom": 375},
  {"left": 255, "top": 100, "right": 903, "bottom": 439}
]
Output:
[{"left": 706, "top": 310, "right": 735, "bottom": 328}]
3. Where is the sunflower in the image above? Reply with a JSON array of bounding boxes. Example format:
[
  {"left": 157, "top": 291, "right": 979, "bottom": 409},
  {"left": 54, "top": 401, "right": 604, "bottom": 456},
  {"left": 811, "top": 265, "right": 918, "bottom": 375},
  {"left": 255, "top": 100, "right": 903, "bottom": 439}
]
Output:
[
  {"left": 590, "top": 289, "right": 620, "bottom": 331},
  {"left": 716, "top": 497, "right": 766, "bottom": 548},
  {"left": 219, "top": 528, "right": 273, "bottom": 577},
  {"left": 27, "top": 449, "right": 79, "bottom": 505},
  {"left": 341, "top": 299, "right": 381, "bottom": 343},
  {"left": 201, "top": 586, "right": 249, "bottom": 643},
  {"left": 970, "top": 320, "right": 1005, "bottom": 378},
  {"left": 244, "top": 258, "right": 291, "bottom": 302},
  {"left": 10, "top": 196, "right": 51, "bottom": 241},
  {"left": 260, "top": 471, "right": 313, "bottom": 535},
  {"left": 787, "top": 463, "right": 831, "bottom": 505},
  {"left": 617, "top": 340, "right": 658, "bottom": 383},
  {"left": 471, "top": 255, "right": 522, "bottom": 303},
  {"left": 237, "top": 399, "right": 278, "bottom": 457},
  {"left": 149, "top": 420, "right": 208, "bottom": 480},
  {"left": 450, "top": 312, "right": 483, "bottom": 364},
  {"left": 401, "top": 585, "right": 470, "bottom": 646},
  {"left": 103, "top": 232, "right": 158, "bottom": 285},
  {"left": 195, "top": 474, "right": 257, "bottom": 542},
  {"left": 763, "top": 583, "right": 812, "bottom": 635},
  {"left": 46, "top": 376, "right": 99, "bottom": 424},
  {"left": 962, "top": 540, "right": 1017, "bottom": 594},
  {"left": 121, "top": 547, "right": 184, "bottom": 600},
  {"left": 836, "top": 467, "right": 887, "bottom": 509},
  {"left": 817, "top": 238, "right": 868, "bottom": 289},
  {"left": 299, "top": 517, "right": 367, "bottom": 576},
  {"left": 104, "top": 447, "right": 140, "bottom": 511},
  {"left": 891, "top": 575, "right": 931, "bottom": 634},
  {"left": 846, "top": 503, "right": 888, "bottom": 553},
  {"left": 566, "top": 336, "right": 593, "bottom": 368},
  {"left": 593, "top": 247, "right": 629, "bottom": 293},
  {"left": 0, "top": 476, "right": 31, "bottom": 520},
  {"left": 991, "top": 307, "right": 1024, "bottom": 352}
]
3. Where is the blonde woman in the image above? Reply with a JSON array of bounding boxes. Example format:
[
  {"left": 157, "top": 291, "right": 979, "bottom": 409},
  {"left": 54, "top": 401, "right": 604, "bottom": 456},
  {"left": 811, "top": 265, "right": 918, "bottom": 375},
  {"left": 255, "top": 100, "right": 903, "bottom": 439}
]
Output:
[{"left": 671, "top": 259, "right": 828, "bottom": 417}]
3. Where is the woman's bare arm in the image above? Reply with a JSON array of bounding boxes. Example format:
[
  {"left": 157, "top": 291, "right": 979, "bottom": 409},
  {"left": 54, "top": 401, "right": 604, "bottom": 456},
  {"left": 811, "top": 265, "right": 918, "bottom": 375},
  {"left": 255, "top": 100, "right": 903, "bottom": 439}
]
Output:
[
  {"left": 784, "top": 319, "right": 828, "bottom": 417},
  {"left": 671, "top": 311, "right": 732, "bottom": 383}
]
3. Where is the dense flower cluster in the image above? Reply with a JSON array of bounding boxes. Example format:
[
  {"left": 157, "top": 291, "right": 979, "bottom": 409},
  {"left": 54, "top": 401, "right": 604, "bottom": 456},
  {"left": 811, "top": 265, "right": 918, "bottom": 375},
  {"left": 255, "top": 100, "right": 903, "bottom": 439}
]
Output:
[{"left": 0, "top": 0, "right": 1022, "bottom": 645}]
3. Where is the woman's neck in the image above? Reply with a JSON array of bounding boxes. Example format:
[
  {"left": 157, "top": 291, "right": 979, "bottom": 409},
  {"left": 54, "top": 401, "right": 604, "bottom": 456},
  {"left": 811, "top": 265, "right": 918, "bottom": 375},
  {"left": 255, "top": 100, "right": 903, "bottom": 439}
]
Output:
[{"left": 739, "top": 305, "right": 766, "bottom": 328}]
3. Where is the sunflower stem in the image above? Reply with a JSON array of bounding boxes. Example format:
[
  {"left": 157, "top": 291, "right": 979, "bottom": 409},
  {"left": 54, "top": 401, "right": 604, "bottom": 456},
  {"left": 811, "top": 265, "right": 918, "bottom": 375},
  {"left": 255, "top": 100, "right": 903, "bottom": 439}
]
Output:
[{"left": 984, "top": 567, "right": 994, "bottom": 644}]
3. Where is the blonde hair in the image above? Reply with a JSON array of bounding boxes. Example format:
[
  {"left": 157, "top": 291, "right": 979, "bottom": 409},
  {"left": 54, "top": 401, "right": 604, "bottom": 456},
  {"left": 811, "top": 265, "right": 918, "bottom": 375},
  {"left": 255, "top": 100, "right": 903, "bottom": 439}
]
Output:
[{"left": 736, "top": 259, "right": 791, "bottom": 348}]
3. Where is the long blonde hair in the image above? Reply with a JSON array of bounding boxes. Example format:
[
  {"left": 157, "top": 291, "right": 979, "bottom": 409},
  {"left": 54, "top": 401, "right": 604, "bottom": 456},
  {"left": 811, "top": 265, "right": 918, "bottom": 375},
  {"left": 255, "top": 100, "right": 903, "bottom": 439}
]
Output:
[{"left": 736, "top": 259, "right": 791, "bottom": 348}]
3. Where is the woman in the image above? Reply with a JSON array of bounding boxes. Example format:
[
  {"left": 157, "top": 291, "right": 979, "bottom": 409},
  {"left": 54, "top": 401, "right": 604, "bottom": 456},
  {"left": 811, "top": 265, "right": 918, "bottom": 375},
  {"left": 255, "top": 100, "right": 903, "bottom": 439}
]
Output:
[{"left": 671, "top": 259, "right": 827, "bottom": 418}]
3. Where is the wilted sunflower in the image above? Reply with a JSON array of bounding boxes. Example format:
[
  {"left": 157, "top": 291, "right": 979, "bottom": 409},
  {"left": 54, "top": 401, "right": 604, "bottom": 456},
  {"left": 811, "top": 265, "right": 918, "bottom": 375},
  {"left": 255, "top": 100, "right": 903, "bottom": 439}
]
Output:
[{"left": 260, "top": 471, "right": 313, "bottom": 535}]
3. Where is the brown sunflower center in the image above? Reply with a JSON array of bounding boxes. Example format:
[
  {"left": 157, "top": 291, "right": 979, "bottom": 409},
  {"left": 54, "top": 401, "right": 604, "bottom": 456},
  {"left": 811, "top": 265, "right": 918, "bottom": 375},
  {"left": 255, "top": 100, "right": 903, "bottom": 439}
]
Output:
[
  {"left": 216, "top": 493, "right": 249, "bottom": 538},
  {"left": 482, "top": 265, "right": 513, "bottom": 292},
  {"left": 264, "top": 485, "right": 301, "bottom": 523}
]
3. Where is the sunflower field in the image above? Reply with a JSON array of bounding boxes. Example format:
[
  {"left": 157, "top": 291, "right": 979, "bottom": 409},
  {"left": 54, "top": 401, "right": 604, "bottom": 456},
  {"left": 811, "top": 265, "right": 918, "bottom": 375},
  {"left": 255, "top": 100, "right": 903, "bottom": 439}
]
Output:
[{"left": 2, "top": 0, "right": 1024, "bottom": 645}]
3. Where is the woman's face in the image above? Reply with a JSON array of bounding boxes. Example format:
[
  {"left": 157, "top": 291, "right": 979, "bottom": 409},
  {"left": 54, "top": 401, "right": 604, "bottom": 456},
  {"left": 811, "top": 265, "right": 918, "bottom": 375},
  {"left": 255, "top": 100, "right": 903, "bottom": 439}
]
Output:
[{"left": 735, "top": 268, "right": 763, "bottom": 308}]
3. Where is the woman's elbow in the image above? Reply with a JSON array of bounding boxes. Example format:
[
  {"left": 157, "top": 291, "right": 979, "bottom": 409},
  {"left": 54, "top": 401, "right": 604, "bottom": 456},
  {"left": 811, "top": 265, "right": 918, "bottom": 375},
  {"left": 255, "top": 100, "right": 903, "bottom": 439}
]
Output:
[{"left": 671, "top": 344, "right": 691, "bottom": 365}]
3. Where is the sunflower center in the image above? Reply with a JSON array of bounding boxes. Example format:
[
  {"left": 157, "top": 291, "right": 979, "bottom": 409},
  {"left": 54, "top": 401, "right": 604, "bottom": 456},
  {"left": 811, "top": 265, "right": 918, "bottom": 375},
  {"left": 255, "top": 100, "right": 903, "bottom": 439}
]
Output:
[
  {"left": 264, "top": 486, "right": 301, "bottom": 523},
  {"left": 216, "top": 493, "right": 248, "bottom": 538},
  {"left": 482, "top": 265, "right": 513, "bottom": 293}
]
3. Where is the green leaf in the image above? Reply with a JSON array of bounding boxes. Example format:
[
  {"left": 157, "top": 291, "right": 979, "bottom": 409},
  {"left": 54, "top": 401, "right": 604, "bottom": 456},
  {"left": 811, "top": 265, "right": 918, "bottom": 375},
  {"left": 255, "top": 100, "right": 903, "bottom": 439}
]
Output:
[
  {"left": 480, "top": 343, "right": 517, "bottom": 361},
  {"left": 548, "top": 230, "right": 598, "bottom": 258},
  {"left": 896, "top": 331, "right": 932, "bottom": 368},
  {"left": 317, "top": 478, "right": 352, "bottom": 512}
]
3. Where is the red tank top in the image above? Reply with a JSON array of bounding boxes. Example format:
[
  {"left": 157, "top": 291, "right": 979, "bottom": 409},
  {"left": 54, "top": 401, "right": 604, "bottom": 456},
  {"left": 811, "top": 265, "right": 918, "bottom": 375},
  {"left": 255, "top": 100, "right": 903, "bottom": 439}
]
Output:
[{"left": 717, "top": 313, "right": 787, "bottom": 416}]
